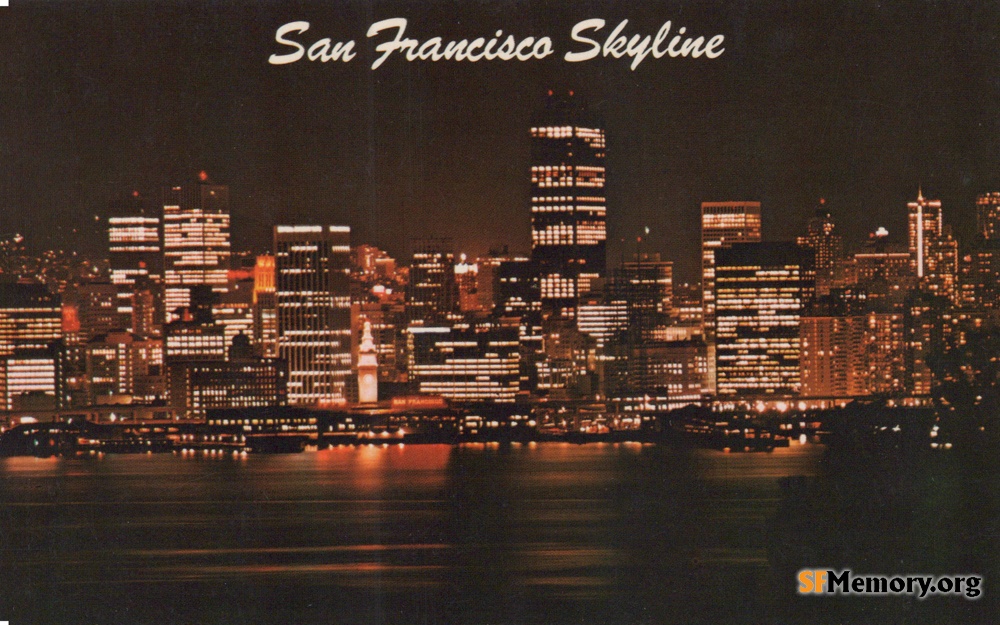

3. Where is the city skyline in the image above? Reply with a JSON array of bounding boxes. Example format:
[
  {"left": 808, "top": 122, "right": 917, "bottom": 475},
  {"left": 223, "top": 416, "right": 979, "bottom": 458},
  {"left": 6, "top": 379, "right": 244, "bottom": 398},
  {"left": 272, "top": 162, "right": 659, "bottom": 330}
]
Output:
[
  {"left": 2, "top": 2, "right": 1000, "bottom": 282},
  {"left": 3, "top": 5, "right": 1000, "bottom": 624}
]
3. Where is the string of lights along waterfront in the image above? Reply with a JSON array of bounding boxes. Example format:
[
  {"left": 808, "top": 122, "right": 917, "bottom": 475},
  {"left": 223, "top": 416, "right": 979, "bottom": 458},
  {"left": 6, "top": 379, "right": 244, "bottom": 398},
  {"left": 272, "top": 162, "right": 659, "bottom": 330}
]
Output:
[{"left": 3, "top": 90, "right": 1000, "bottom": 447}]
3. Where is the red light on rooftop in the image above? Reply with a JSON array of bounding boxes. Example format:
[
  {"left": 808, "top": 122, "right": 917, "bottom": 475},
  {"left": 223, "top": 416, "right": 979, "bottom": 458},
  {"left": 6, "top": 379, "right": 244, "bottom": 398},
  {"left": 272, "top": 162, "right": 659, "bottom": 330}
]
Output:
[
  {"left": 132, "top": 190, "right": 140, "bottom": 198},
  {"left": 198, "top": 170, "right": 209, "bottom": 182},
  {"left": 819, "top": 197, "right": 826, "bottom": 205}
]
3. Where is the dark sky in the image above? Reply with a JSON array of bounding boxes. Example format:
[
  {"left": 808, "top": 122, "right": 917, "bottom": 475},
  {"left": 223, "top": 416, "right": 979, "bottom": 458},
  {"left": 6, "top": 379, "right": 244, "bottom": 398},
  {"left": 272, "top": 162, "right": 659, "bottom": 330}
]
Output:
[{"left": 1, "top": 1, "right": 999, "bottom": 281}]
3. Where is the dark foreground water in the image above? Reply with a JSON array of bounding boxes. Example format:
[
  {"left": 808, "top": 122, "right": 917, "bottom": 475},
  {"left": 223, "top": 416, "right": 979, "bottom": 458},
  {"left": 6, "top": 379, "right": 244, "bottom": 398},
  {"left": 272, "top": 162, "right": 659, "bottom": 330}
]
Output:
[{"left": 0, "top": 442, "right": 994, "bottom": 624}]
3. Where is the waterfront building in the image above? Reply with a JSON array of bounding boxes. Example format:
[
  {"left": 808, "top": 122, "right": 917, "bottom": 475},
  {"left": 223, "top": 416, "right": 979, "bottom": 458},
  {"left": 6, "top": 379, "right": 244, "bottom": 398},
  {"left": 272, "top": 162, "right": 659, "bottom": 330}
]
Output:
[
  {"left": 274, "top": 225, "right": 352, "bottom": 406},
  {"left": 530, "top": 91, "right": 607, "bottom": 320},
  {"left": 162, "top": 178, "right": 231, "bottom": 321},
  {"left": 714, "top": 242, "right": 815, "bottom": 397},
  {"left": 108, "top": 205, "right": 162, "bottom": 331},
  {"left": 407, "top": 318, "right": 520, "bottom": 403}
]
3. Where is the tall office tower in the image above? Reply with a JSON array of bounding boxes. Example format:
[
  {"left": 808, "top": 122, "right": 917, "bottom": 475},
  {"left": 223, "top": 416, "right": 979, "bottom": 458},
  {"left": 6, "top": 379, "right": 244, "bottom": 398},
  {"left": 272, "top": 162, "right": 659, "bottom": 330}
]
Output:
[
  {"left": 530, "top": 91, "right": 606, "bottom": 320},
  {"left": 904, "top": 291, "right": 948, "bottom": 396},
  {"left": 907, "top": 190, "right": 942, "bottom": 279},
  {"left": 701, "top": 201, "right": 762, "bottom": 336},
  {"left": 976, "top": 192, "right": 1000, "bottom": 241},
  {"left": 714, "top": 243, "right": 814, "bottom": 397},
  {"left": 796, "top": 202, "right": 843, "bottom": 297},
  {"left": 924, "top": 228, "right": 959, "bottom": 303},
  {"left": 74, "top": 282, "right": 120, "bottom": 342},
  {"left": 275, "top": 225, "right": 352, "bottom": 406},
  {"left": 0, "top": 284, "right": 63, "bottom": 410},
  {"left": 108, "top": 194, "right": 162, "bottom": 331},
  {"left": 253, "top": 255, "right": 278, "bottom": 357},
  {"left": 961, "top": 193, "right": 1000, "bottom": 309},
  {"left": 162, "top": 177, "right": 231, "bottom": 322},
  {"left": 0, "top": 283, "right": 62, "bottom": 356},
  {"left": 214, "top": 278, "right": 255, "bottom": 349},
  {"left": 494, "top": 257, "right": 543, "bottom": 393},
  {"left": 408, "top": 238, "right": 458, "bottom": 323},
  {"left": 617, "top": 253, "right": 673, "bottom": 341}
]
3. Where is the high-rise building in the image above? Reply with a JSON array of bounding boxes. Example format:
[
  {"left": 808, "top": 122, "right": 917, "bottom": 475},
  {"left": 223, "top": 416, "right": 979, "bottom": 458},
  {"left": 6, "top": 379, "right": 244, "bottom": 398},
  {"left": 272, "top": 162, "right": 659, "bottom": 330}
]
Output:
[
  {"left": 530, "top": 91, "right": 606, "bottom": 319},
  {"left": 907, "top": 190, "right": 942, "bottom": 279},
  {"left": 715, "top": 243, "right": 814, "bottom": 397},
  {"left": 701, "top": 201, "right": 762, "bottom": 338},
  {"left": 616, "top": 253, "right": 673, "bottom": 341},
  {"left": 864, "top": 311, "right": 907, "bottom": 395},
  {"left": 162, "top": 178, "right": 231, "bottom": 321},
  {"left": 976, "top": 192, "right": 1000, "bottom": 241},
  {"left": 799, "top": 315, "right": 868, "bottom": 398},
  {"left": 108, "top": 201, "right": 162, "bottom": 330},
  {"left": 0, "top": 283, "right": 62, "bottom": 356},
  {"left": 73, "top": 282, "right": 121, "bottom": 342},
  {"left": 796, "top": 202, "right": 843, "bottom": 297},
  {"left": 275, "top": 225, "right": 352, "bottom": 406},
  {"left": 906, "top": 190, "right": 959, "bottom": 302},
  {"left": 213, "top": 278, "right": 255, "bottom": 350},
  {"left": 1, "top": 345, "right": 61, "bottom": 411},
  {"left": 493, "top": 257, "right": 543, "bottom": 393},
  {"left": 253, "top": 255, "right": 278, "bottom": 358},
  {"left": 407, "top": 237, "right": 458, "bottom": 323}
]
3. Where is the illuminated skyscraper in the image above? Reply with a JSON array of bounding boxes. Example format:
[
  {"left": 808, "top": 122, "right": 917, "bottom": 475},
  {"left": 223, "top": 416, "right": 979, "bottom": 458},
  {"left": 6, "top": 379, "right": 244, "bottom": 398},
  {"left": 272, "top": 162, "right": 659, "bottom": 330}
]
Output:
[
  {"left": 907, "top": 189, "right": 942, "bottom": 279},
  {"left": 796, "top": 202, "right": 843, "bottom": 297},
  {"left": 0, "top": 284, "right": 64, "bottom": 411},
  {"left": 408, "top": 237, "right": 458, "bottom": 323},
  {"left": 715, "top": 243, "right": 814, "bottom": 397},
  {"left": 0, "top": 283, "right": 62, "bottom": 357},
  {"left": 108, "top": 194, "right": 162, "bottom": 330},
  {"left": 976, "top": 192, "right": 1000, "bottom": 241},
  {"left": 530, "top": 91, "right": 606, "bottom": 319},
  {"left": 275, "top": 225, "right": 352, "bottom": 406},
  {"left": 617, "top": 253, "right": 673, "bottom": 341},
  {"left": 253, "top": 255, "right": 278, "bottom": 357},
  {"left": 701, "top": 201, "right": 762, "bottom": 337},
  {"left": 906, "top": 190, "right": 959, "bottom": 302},
  {"left": 162, "top": 178, "right": 231, "bottom": 321}
]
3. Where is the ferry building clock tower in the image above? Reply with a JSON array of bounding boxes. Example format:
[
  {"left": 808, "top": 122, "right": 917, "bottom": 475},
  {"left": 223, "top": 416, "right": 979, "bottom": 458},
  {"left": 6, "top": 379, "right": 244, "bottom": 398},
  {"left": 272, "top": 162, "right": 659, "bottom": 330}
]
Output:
[{"left": 358, "top": 320, "right": 379, "bottom": 404}]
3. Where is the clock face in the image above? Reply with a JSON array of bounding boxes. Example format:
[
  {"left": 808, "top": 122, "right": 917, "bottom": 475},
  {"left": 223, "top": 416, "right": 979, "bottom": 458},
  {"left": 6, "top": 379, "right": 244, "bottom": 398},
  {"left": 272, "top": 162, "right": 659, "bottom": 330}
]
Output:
[{"left": 360, "top": 372, "right": 377, "bottom": 403}]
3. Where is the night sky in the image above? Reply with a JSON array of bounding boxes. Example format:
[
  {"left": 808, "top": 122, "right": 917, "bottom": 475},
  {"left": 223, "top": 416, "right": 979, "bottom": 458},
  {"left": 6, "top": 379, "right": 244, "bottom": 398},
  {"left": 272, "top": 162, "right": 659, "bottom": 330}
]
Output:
[{"left": 1, "top": 1, "right": 998, "bottom": 281}]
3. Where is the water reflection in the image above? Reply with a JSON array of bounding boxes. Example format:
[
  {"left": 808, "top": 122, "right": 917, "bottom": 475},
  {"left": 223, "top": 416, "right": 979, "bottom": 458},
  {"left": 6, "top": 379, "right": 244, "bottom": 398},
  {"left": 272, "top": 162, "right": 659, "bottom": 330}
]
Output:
[{"left": 1, "top": 443, "right": 830, "bottom": 624}]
